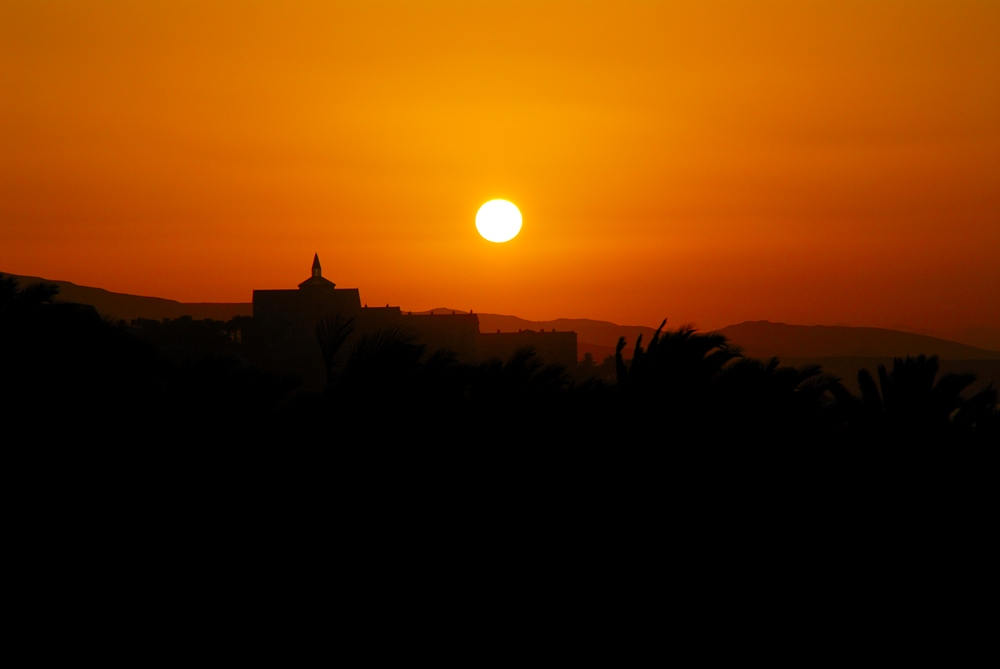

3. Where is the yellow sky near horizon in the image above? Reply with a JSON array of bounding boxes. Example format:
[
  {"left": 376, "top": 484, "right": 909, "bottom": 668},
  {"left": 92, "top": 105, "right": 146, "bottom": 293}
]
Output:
[{"left": 2, "top": 1, "right": 998, "bottom": 339}]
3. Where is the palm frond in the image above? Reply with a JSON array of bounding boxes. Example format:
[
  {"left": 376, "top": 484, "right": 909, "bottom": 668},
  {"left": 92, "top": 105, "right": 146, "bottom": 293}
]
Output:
[
  {"left": 316, "top": 314, "right": 355, "bottom": 388},
  {"left": 858, "top": 368, "right": 882, "bottom": 409}
]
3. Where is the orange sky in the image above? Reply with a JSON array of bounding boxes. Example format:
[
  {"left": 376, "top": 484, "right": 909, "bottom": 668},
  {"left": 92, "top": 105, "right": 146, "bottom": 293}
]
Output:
[{"left": 2, "top": 1, "right": 998, "bottom": 344}]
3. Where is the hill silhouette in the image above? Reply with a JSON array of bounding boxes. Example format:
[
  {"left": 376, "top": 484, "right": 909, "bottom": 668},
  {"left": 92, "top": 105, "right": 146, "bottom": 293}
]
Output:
[
  {"left": 425, "top": 309, "right": 1000, "bottom": 361},
  {"left": 5, "top": 273, "right": 997, "bottom": 362},
  {"left": 715, "top": 321, "right": 1000, "bottom": 361},
  {"left": 1, "top": 272, "right": 251, "bottom": 322}
]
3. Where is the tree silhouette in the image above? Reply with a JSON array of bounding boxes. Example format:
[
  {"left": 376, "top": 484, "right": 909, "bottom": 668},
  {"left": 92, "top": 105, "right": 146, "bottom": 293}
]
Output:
[
  {"left": 573, "top": 351, "right": 598, "bottom": 383},
  {"left": 472, "top": 347, "right": 570, "bottom": 401},
  {"left": 337, "top": 326, "right": 427, "bottom": 402},
  {"left": 715, "top": 356, "right": 845, "bottom": 435},
  {"left": 316, "top": 314, "right": 355, "bottom": 390},
  {"left": 615, "top": 320, "right": 741, "bottom": 402},
  {"left": 0, "top": 274, "right": 59, "bottom": 322},
  {"left": 4, "top": 269, "right": 997, "bottom": 448},
  {"left": 854, "top": 355, "right": 997, "bottom": 437},
  {"left": 611, "top": 319, "right": 847, "bottom": 438}
]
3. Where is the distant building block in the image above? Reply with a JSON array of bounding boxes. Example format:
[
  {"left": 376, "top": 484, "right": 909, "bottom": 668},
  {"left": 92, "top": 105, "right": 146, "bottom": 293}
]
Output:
[
  {"left": 479, "top": 330, "right": 578, "bottom": 369},
  {"left": 251, "top": 255, "right": 578, "bottom": 389},
  {"left": 402, "top": 312, "right": 480, "bottom": 361}
]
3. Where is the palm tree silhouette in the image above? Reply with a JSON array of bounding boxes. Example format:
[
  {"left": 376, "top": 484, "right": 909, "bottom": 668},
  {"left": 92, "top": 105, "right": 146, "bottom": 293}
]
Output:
[
  {"left": 612, "top": 319, "right": 847, "bottom": 436},
  {"left": 715, "top": 356, "right": 845, "bottom": 432},
  {"left": 855, "top": 355, "right": 997, "bottom": 436},
  {"left": 468, "top": 347, "right": 564, "bottom": 400},
  {"left": 0, "top": 274, "right": 59, "bottom": 322},
  {"left": 615, "top": 320, "right": 741, "bottom": 400},
  {"left": 316, "top": 314, "right": 355, "bottom": 390},
  {"left": 337, "top": 326, "right": 427, "bottom": 401}
]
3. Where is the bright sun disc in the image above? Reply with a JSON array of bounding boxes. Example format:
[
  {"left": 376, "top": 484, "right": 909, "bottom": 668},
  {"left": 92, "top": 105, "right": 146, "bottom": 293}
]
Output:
[{"left": 476, "top": 200, "right": 522, "bottom": 243}]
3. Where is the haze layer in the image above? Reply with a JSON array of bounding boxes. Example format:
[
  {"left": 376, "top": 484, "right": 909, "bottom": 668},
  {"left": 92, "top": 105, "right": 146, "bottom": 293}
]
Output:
[{"left": 2, "top": 1, "right": 997, "bottom": 342}]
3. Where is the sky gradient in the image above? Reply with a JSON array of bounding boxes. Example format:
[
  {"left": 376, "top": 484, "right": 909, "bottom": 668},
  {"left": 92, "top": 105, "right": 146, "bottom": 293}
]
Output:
[{"left": 2, "top": 1, "right": 998, "bottom": 345}]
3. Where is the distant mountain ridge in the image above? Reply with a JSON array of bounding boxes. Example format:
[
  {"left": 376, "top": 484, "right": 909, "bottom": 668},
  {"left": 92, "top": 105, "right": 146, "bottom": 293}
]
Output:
[
  {"left": 5, "top": 272, "right": 997, "bottom": 361},
  {"left": 2, "top": 272, "right": 251, "bottom": 322},
  {"left": 715, "top": 321, "right": 1000, "bottom": 361},
  {"left": 419, "top": 309, "right": 1000, "bottom": 360}
]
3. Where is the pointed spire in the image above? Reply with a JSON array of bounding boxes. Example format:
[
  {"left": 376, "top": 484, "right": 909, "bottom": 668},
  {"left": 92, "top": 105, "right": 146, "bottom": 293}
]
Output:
[{"left": 299, "top": 253, "right": 335, "bottom": 288}]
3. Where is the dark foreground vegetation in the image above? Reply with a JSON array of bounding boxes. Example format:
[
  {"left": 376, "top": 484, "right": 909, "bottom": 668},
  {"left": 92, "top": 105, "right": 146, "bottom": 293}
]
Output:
[
  {"left": 4, "top": 273, "right": 997, "bottom": 623},
  {"left": 4, "top": 275, "right": 996, "bottom": 447}
]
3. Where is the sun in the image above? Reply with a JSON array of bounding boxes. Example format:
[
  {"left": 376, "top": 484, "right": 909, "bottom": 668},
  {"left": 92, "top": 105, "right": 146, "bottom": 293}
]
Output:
[{"left": 476, "top": 200, "right": 522, "bottom": 243}]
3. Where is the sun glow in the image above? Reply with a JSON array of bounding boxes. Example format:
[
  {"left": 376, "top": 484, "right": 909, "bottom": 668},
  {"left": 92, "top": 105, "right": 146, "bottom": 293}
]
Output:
[{"left": 476, "top": 200, "right": 522, "bottom": 243}]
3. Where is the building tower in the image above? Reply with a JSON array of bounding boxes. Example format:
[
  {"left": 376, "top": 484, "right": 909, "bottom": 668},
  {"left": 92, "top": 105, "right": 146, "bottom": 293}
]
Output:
[{"left": 298, "top": 253, "right": 336, "bottom": 288}]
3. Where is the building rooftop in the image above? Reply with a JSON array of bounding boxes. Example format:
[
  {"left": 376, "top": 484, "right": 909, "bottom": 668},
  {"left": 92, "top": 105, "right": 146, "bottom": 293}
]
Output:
[{"left": 298, "top": 253, "right": 336, "bottom": 289}]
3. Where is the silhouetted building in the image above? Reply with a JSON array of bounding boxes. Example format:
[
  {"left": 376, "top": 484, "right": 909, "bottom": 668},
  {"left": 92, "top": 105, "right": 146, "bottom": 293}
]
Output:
[
  {"left": 253, "top": 254, "right": 362, "bottom": 324},
  {"left": 403, "top": 311, "right": 481, "bottom": 361},
  {"left": 480, "top": 329, "right": 578, "bottom": 370},
  {"left": 252, "top": 255, "right": 577, "bottom": 389}
]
